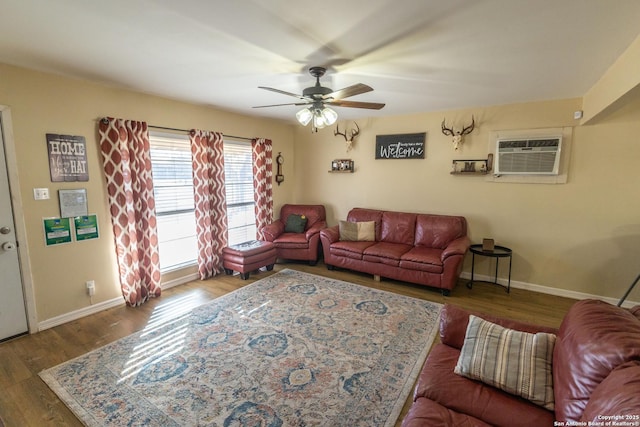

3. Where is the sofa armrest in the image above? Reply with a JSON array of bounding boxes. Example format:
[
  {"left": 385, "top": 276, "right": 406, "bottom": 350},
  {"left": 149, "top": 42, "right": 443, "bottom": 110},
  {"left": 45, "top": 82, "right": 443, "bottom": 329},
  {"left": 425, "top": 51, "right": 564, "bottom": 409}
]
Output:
[
  {"left": 305, "top": 220, "right": 327, "bottom": 240},
  {"left": 441, "top": 236, "right": 471, "bottom": 261},
  {"left": 440, "top": 304, "right": 558, "bottom": 350},
  {"left": 320, "top": 225, "right": 340, "bottom": 244},
  {"left": 261, "top": 221, "right": 284, "bottom": 242}
]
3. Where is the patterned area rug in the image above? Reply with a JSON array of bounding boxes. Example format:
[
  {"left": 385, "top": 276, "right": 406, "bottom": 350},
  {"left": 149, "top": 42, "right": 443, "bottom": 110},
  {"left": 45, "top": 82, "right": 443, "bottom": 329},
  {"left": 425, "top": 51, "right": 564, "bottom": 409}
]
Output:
[{"left": 40, "top": 269, "right": 442, "bottom": 426}]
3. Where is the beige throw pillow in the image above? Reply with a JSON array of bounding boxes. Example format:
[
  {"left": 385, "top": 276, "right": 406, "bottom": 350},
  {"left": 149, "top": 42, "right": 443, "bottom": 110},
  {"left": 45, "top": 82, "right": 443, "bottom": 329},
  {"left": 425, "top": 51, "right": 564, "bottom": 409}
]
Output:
[
  {"left": 454, "top": 315, "right": 556, "bottom": 410},
  {"left": 339, "top": 220, "right": 375, "bottom": 242}
]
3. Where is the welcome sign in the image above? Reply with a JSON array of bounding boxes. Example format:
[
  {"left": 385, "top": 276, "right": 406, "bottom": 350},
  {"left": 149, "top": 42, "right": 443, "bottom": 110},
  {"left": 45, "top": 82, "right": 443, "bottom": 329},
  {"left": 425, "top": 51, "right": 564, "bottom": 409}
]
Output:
[
  {"left": 46, "top": 134, "right": 89, "bottom": 182},
  {"left": 375, "top": 132, "right": 426, "bottom": 159}
]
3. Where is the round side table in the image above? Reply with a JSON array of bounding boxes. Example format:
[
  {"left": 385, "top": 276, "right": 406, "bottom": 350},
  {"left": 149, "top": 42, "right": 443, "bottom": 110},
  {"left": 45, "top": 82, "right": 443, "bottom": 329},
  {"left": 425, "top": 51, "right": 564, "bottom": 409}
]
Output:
[{"left": 467, "top": 244, "right": 512, "bottom": 293}]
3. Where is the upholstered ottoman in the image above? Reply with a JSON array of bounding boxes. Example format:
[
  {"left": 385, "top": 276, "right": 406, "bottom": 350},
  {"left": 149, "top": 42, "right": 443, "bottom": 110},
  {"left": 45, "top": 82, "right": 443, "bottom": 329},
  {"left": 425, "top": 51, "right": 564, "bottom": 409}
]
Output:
[{"left": 222, "top": 240, "right": 277, "bottom": 279}]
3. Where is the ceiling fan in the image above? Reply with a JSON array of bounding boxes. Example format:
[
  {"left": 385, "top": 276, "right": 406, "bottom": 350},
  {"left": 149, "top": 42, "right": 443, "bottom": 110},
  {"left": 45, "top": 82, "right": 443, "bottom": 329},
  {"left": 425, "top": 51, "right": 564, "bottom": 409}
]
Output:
[{"left": 254, "top": 66, "right": 385, "bottom": 131}]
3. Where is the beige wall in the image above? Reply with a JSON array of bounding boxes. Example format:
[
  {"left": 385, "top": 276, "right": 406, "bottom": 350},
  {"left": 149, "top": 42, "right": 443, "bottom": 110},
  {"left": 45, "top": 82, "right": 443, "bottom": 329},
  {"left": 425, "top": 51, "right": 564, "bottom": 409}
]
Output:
[
  {"left": 292, "top": 97, "right": 640, "bottom": 301},
  {"left": 2, "top": 61, "right": 640, "bottom": 327},
  {"left": 582, "top": 34, "right": 640, "bottom": 123},
  {"left": 0, "top": 64, "right": 295, "bottom": 324}
]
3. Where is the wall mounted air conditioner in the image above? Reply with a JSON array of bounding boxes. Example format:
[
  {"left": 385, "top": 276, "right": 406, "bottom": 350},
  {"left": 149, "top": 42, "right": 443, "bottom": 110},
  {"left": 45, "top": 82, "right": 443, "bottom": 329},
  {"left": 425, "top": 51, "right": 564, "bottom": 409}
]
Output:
[{"left": 495, "top": 136, "right": 562, "bottom": 175}]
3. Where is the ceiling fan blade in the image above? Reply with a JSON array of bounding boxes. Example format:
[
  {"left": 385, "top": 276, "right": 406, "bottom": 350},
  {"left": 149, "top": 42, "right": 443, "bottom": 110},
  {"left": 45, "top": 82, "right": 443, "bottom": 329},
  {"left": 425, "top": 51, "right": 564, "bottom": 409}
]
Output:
[
  {"left": 328, "top": 99, "right": 385, "bottom": 110},
  {"left": 258, "top": 86, "right": 308, "bottom": 100},
  {"left": 252, "top": 102, "right": 310, "bottom": 108},
  {"left": 324, "top": 83, "right": 373, "bottom": 100}
]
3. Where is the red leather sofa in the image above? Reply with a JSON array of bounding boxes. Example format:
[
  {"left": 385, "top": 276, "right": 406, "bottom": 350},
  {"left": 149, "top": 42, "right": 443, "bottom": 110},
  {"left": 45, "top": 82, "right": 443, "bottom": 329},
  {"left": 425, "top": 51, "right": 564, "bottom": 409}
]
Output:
[
  {"left": 320, "top": 208, "right": 470, "bottom": 295},
  {"left": 261, "top": 204, "right": 326, "bottom": 265},
  {"left": 402, "top": 300, "right": 640, "bottom": 426}
]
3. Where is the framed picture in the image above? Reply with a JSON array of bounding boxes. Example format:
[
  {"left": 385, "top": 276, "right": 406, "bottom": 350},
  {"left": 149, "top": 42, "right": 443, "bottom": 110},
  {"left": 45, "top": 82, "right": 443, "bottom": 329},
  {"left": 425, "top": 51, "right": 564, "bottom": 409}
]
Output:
[
  {"left": 59, "top": 188, "right": 88, "bottom": 218},
  {"left": 331, "top": 159, "right": 354, "bottom": 172}
]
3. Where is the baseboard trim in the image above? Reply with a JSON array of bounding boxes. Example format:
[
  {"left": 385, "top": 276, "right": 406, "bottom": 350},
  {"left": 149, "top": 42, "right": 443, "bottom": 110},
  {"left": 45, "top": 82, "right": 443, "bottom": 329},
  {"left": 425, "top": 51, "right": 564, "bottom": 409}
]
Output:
[
  {"left": 38, "top": 274, "right": 200, "bottom": 331},
  {"left": 162, "top": 273, "right": 199, "bottom": 290},
  {"left": 36, "top": 271, "right": 638, "bottom": 331},
  {"left": 459, "top": 272, "right": 639, "bottom": 308},
  {"left": 38, "top": 297, "right": 125, "bottom": 331}
]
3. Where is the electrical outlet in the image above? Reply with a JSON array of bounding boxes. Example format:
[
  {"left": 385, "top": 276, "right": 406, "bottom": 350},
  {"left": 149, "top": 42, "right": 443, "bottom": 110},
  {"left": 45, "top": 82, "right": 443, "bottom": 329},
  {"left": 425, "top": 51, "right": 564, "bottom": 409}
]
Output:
[{"left": 86, "top": 280, "right": 95, "bottom": 296}]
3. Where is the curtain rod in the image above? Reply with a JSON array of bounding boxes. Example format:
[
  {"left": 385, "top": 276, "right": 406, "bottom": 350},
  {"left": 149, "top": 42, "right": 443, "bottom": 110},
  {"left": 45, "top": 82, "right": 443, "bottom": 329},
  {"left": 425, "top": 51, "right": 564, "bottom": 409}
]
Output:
[
  {"left": 148, "top": 125, "right": 254, "bottom": 141},
  {"left": 98, "top": 119, "right": 256, "bottom": 142}
]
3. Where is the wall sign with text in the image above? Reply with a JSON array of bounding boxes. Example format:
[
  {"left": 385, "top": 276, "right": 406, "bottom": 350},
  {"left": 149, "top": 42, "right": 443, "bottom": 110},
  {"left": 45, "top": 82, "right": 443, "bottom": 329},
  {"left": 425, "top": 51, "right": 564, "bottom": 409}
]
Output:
[
  {"left": 46, "top": 134, "right": 89, "bottom": 182},
  {"left": 42, "top": 215, "right": 100, "bottom": 246},
  {"left": 375, "top": 132, "right": 426, "bottom": 159},
  {"left": 74, "top": 215, "right": 99, "bottom": 241},
  {"left": 43, "top": 217, "right": 72, "bottom": 246}
]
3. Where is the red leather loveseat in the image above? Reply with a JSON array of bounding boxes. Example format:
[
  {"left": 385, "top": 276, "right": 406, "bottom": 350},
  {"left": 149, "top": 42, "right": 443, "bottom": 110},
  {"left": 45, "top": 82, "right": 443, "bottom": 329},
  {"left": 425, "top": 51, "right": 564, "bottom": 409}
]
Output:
[
  {"left": 402, "top": 300, "right": 640, "bottom": 426},
  {"left": 320, "top": 208, "right": 470, "bottom": 295}
]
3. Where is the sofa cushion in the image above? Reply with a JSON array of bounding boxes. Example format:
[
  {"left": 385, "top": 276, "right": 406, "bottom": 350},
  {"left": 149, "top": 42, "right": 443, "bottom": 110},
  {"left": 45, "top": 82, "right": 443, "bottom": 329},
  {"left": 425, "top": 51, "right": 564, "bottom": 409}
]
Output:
[
  {"left": 339, "top": 220, "right": 375, "bottom": 241},
  {"left": 363, "top": 242, "right": 412, "bottom": 266},
  {"left": 284, "top": 214, "right": 307, "bottom": 233},
  {"left": 454, "top": 315, "right": 556, "bottom": 410},
  {"left": 279, "top": 204, "right": 325, "bottom": 229},
  {"left": 399, "top": 246, "right": 443, "bottom": 273},
  {"left": 273, "top": 232, "right": 310, "bottom": 248},
  {"left": 401, "top": 397, "right": 493, "bottom": 427},
  {"left": 329, "top": 240, "right": 374, "bottom": 260},
  {"left": 415, "top": 214, "right": 467, "bottom": 249},
  {"left": 553, "top": 300, "right": 640, "bottom": 422},
  {"left": 415, "top": 343, "right": 555, "bottom": 427},
  {"left": 380, "top": 211, "right": 416, "bottom": 245},
  {"left": 580, "top": 361, "right": 640, "bottom": 423}
]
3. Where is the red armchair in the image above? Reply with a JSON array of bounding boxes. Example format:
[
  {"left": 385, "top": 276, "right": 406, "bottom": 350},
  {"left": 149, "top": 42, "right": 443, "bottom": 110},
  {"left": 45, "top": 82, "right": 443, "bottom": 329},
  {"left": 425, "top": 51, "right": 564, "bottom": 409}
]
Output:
[{"left": 261, "top": 204, "right": 326, "bottom": 265}]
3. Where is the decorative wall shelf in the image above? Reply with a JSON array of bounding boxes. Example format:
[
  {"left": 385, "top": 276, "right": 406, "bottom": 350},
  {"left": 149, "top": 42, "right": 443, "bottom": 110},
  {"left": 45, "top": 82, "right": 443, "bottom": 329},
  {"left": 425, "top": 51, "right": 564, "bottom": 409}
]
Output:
[
  {"left": 450, "top": 154, "right": 493, "bottom": 175},
  {"left": 329, "top": 159, "right": 354, "bottom": 173}
]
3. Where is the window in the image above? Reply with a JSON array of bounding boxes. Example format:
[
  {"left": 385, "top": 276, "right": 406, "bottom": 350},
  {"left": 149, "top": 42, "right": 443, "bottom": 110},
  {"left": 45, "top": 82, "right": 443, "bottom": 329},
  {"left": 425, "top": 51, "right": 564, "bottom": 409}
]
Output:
[
  {"left": 224, "top": 139, "right": 256, "bottom": 245},
  {"left": 149, "top": 133, "right": 256, "bottom": 272},
  {"left": 149, "top": 132, "right": 198, "bottom": 271}
]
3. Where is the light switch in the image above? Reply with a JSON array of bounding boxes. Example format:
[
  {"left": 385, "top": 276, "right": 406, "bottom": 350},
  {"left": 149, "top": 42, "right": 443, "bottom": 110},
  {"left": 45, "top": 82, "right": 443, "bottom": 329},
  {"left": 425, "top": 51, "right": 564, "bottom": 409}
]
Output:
[{"left": 34, "top": 188, "right": 50, "bottom": 200}]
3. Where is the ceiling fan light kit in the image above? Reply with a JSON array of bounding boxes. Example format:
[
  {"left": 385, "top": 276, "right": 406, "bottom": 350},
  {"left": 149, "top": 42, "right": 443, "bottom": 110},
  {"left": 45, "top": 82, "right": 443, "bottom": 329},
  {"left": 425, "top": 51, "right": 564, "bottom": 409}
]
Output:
[
  {"left": 295, "top": 108, "right": 313, "bottom": 126},
  {"left": 255, "top": 66, "right": 384, "bottom": 132},
  {"left": 320, "top": 107, "right": 338, "bottom": 125},
  {"left": 295, "top": 105, "right": 337, "bottom": 129}
]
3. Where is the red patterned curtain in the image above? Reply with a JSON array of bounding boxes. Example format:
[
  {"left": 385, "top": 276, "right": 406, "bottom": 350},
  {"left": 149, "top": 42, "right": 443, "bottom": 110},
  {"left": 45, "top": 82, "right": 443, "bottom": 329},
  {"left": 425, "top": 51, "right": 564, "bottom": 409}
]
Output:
[
  {"left": 190, "top": 130, "right": 228, "bottom": 279},
  {"left": 98, "top": 118, "right": 161, "bottom": 307},
  {"left": 252, "top": 138, "right": 273, "bottom": 240}
]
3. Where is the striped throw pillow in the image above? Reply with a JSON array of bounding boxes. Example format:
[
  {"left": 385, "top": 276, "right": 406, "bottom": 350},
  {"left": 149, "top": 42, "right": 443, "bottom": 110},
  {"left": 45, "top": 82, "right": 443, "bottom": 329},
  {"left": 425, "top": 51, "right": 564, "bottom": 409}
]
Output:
[{"left": 454, "top": 315, "right": 556, "bottom": 410}]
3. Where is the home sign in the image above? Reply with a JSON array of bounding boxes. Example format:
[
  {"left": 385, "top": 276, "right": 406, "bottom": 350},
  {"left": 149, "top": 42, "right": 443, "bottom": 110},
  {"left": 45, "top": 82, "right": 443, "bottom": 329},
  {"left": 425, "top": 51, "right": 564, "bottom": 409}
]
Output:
[
  {"left": 46, "top": 133, "right": 89, "bottom": 182},
  {"left": 375, "top": 132, "right": 426, "bottom": 159}
]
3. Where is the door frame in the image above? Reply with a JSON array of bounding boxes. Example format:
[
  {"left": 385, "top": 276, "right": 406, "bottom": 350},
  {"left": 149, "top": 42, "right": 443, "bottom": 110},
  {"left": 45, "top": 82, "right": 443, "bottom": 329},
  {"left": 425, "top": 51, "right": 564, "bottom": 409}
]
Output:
[{"left": 1, "top": 105, "right": 38, "bottom": 333}]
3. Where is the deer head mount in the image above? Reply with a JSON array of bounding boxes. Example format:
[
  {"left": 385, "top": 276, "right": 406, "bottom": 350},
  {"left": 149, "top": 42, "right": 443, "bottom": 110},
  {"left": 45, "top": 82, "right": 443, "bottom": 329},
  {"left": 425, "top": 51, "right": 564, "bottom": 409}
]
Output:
[
  {"left": 441, "top": 116, "right": 475, "bottom": 150},
  {"left": 334, "top": 122, "right": 360, "bottom": 152}
]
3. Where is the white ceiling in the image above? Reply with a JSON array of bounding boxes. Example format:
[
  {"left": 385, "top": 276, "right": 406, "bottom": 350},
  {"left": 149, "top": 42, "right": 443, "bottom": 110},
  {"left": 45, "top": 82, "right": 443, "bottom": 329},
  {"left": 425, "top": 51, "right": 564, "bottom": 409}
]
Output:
[{"left": 1, "top": 0, "right": 639, "bottom": 124}]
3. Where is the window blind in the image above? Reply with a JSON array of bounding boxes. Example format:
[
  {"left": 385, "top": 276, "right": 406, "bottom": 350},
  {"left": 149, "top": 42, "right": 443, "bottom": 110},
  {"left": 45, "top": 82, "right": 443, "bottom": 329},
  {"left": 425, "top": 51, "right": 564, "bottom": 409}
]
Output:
[
  {"left": 224, "top": 140, "right": 256, "bottom": 245},
  {"left": 149, "top": 132, "right": 197, "bottom": 271}
]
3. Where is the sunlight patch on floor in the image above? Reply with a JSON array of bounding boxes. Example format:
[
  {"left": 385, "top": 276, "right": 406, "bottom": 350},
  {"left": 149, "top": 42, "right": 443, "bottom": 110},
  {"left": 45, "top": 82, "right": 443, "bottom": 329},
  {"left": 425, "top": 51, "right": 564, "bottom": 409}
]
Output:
[{"left": 118, "top": 291, "right": 205, "bottom": 383}]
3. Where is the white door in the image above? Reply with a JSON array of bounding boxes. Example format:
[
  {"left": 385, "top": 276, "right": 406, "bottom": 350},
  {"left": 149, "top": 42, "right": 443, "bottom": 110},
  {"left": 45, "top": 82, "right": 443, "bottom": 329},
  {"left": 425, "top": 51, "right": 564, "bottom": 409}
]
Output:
[{"left": 0, "top": 116, "right": 28, "bottom": 340}]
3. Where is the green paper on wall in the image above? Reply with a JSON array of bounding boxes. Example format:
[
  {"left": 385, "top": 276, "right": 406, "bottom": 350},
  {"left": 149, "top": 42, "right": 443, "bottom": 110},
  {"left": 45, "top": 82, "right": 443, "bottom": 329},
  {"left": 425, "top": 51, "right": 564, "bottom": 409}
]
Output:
[
  {"left": 43, "top": 217, "right": 72, "bottom": 246},
  {"left": 74, "top": 215, "right": 99, "bottom": 241}
]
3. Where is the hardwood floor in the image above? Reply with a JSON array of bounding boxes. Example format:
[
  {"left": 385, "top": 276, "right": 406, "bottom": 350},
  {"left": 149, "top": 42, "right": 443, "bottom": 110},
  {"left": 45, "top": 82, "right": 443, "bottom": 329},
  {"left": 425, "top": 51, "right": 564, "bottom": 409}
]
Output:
[{"left": 0, "top": 262, "right": 577, "bottom": 426}]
